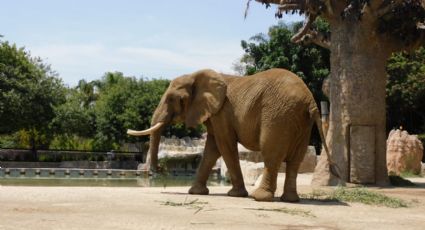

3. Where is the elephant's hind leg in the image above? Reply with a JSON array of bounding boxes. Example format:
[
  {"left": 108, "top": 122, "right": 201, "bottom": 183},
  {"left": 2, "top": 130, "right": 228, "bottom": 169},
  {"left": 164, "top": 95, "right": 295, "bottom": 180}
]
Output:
[
  {"left": 251, "top": 166, "right": 279, "bottom": 202},
  {"left": 189, "top": 134, "right": 220, "bottom": 195},
  {"left": 251, "top": 142, "right": 288, "bottom": 201},
  {"left": 281, "top": 161, "right": 301, "bottom": 202},
  {"left": 281, "top": 130, "right": 310, "bottom": 202},
  {"left": 251, "top": 128, "right": 293, "bottom": 201}
]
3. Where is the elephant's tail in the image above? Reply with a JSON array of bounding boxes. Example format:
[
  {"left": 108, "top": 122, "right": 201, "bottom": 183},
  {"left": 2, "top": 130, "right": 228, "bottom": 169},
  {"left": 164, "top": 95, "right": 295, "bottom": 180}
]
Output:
[{"left": 310, "top": 106, "right": 343, "bottom": 181}]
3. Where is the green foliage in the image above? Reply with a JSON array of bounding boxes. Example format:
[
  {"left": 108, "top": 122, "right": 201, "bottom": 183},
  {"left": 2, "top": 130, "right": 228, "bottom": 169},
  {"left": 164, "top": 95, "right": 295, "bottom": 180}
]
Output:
[
  {"left": 163, "top": 123, "right": 206, "bottom": 139},
  {"left": 0, "top": 40, "right": 66, "bottom": 149},
  {"left": 92, "top": 72, "right": 204, "bottom": 150},
  {"left": 399, "top": 171, "right": 423, "bottom": 178},
  {"left": 93, "top": 72, "right": 170, "bottom": 150},
  {"left": 239, "top": 20, "right": 330, "bottom": 102},
  {"left": 386, "top": 47, "right": 425, "bottom": 133},
  {"left": 0, "top": 38, "right": 204, "bottom": 152},
  {"left": 49, "top": 135, "right": 95, "bottom": 151},
  {"left": 50, "top": 87, "right": 96, "bottom": 138}
]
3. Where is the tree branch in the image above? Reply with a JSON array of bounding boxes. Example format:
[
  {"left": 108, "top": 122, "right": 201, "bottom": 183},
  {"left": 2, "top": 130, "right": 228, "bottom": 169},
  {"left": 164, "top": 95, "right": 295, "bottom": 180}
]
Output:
[
  {"left": 375, "top": 0, "right": 404, "bottom": 18},
  {"left": 302, "top": 30, "right": 331, "bottom": 49},
  {"left": 278, "top": 3, "right": 302, "bottom": 12},
  {"left": 291, "top": 13, "right": 316, "bottom": 43},
  {"left": 323, "top": 0, "right": 335, "bottom": 16},
  {"left": 255, "top": 0, "right": 281, "bottom": 5}
]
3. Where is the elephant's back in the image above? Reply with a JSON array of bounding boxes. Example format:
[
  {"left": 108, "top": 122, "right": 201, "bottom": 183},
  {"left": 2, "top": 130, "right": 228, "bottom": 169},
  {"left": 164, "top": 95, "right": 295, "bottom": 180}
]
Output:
[
  {"left": 251, "top": 68, "right": 308, "bottom": 89},
  {"left": 233, "top": 68, "right": 314, "bottom": 104},
  {"left": 227, "top": 68, "right": 314, "bottom": 125}
]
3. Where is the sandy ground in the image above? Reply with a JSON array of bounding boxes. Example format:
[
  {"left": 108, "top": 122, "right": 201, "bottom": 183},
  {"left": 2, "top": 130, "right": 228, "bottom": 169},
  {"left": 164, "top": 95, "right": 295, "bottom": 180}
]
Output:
[{"left": 1, "top": 174, "right": 425, "bottom": 230}]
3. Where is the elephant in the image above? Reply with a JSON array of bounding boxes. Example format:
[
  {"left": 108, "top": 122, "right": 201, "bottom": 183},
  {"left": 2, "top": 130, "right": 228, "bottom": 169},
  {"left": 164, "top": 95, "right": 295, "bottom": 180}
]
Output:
[{"left": 127, "top": 68, "right": 340, "bottom": 202}]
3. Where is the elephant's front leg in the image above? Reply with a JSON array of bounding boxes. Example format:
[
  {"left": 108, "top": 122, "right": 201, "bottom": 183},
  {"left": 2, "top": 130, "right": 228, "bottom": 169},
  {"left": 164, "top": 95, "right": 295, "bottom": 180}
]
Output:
[
  {"left": 221, "top": 152, "right": 248, "bottom": 197},
  {"left": 189, "top": 134, "right": 220, "bottom": 195},
  {"left": 215, "top": 139, "right": 248, "bottom": 197}
]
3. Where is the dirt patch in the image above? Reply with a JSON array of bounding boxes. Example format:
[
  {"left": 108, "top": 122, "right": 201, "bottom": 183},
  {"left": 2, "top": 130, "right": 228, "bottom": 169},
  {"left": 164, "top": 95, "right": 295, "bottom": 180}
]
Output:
[{"left": 0, "top": 175, "right": 424, "bottom": 230}]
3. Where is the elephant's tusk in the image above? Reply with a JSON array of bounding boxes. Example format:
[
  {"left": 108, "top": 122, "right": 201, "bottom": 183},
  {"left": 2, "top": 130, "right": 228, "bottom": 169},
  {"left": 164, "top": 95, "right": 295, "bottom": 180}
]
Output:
[{"left": 127, "top": 122, "right": 164, "bottom": 136}]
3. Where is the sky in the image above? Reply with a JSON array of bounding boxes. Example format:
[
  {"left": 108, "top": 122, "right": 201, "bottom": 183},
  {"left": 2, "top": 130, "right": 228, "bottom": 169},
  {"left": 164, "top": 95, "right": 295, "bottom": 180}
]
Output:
[{"left": 0, "top": 0, "right": 302, "bottom": 87}]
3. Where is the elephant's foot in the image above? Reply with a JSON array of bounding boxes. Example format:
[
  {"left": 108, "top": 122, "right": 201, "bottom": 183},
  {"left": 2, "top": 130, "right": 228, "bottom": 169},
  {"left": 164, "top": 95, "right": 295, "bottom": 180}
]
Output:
[
  {"left": 227, "top": 186, "right": 248, "bottom": 197},
  {"left": 188, "top": 183, "right": 209, "bottom": 195},
  {"left": 280, "top": 191, "right": 300, "bottom": 203},
  {"left": 251, "top": 187, "right": 274, "bottom": 202}
]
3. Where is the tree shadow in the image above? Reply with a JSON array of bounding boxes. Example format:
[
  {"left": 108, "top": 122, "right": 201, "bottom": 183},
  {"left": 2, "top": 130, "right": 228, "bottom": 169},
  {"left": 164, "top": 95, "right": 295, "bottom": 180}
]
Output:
[
  {"left": 160, "top": 191, "right": 230, "bottom": 198},
  {"left": 161, "top": 191, "right": 349, "bottom": 206}
]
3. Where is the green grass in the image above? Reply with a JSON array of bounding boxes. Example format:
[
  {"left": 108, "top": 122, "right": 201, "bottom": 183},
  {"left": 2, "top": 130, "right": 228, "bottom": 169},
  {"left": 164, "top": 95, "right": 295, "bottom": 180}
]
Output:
[
  {"left": 331, "top": 187, "right": 408, "bottom": 208},
  {"left": 301, "top": 187, "right": 409, "bottom": 208},
  {"left": 400, "top": 171, "right": 423, "bottom": 178},
  {"left": 158, "top": 197, "right": 209, "bottom": 214},
  {"left": 244, "top": 207, "right": 316, "bottom": 218}
]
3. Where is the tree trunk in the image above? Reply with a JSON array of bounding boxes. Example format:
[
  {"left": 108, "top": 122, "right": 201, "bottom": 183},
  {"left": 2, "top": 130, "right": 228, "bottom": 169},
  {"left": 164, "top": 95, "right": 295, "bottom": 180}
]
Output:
[{"left": 312, "top": 21, "right": 390, "bottom": 186}]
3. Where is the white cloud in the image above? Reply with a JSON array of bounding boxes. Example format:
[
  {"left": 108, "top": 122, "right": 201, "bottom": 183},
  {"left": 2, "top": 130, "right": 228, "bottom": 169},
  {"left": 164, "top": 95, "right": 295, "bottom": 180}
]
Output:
[{"left": 29, "top": 39, "right": 243, "bottom": 86}]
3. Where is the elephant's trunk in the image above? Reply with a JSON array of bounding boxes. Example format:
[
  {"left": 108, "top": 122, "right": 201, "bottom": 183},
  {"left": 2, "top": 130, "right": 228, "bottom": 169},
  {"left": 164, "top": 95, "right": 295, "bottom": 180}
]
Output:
[
  {"left": 146, "top": 127, "right": 162, "bottom": 172},
  {"left": 128, "top": 97, "right": 171, "bottom": 172},
  {"left": 127, "top": 122, "right": 164, "bottom": 172}
]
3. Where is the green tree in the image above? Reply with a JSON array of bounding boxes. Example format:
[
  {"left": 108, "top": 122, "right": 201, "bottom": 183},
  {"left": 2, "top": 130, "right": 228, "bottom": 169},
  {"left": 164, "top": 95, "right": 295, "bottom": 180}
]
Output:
[
  {"left": 238, "top": 21, "right": 330, "bottom": 102},
  {"left": 93, "top": 72, "right": 171, "bottom": 150},
  {"left": 386, "top": 47, "right": 425, "bottom": 133},
  {"left": 255, "top": 0, "right": 425, "bottom": 185},
  {"left": 0, "top": 40, "right": 66, "bottom": 153}
]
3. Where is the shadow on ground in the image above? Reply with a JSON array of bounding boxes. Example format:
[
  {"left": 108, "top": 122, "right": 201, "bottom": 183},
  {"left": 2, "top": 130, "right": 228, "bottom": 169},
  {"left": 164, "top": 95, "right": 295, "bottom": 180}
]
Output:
[{"left": 161, "top": 191, "right": 349, "bottom": 206}]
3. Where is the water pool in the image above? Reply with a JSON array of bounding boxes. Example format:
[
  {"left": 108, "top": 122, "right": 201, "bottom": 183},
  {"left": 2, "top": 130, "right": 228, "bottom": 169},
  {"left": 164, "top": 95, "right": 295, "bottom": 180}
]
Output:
[{"left": 0, "top": 175, "right": 226, "bottom": 187}]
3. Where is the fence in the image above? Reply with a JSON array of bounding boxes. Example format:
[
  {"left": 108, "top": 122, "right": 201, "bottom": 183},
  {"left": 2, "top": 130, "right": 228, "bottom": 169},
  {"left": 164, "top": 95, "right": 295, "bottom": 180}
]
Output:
[{"left": 0, "top": 148, "right": 146, "bottom": 162}]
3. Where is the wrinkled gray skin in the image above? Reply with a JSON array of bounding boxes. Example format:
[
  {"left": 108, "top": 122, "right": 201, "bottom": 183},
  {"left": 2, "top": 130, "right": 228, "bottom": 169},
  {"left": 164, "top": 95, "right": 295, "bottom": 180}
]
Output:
[{"left": 130, "top": 68, "right": 336, "bottom": 202}]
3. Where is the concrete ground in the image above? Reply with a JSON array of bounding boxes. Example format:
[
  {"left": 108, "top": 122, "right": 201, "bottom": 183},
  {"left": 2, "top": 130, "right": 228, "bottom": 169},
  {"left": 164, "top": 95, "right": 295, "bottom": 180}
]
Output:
[{"left": 1, "top": 174, "right": 425, "bottom": 230}]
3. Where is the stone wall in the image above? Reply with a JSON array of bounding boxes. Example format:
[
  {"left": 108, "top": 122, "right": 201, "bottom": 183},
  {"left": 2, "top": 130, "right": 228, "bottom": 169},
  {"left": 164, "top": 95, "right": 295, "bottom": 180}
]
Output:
[
  {"left": 141, "top": 136, "right": 206, "bottom": 175},
  {"left": 157, "top": 136, "right": 205, "bottom": 159},
  {"left": 0, "top": 161, "right": 139, "bottom": 170}
]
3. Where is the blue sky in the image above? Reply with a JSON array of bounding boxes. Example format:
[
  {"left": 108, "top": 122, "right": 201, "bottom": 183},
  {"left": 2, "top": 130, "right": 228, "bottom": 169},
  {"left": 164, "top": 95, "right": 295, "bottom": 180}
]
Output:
[{"left": 1, "top": 0, "right": 302, "bottom": 86}]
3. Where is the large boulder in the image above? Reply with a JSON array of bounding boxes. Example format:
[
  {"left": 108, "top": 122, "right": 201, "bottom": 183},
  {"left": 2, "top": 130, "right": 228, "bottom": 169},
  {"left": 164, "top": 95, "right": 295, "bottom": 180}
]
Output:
[
  {"left": 220, "top": 159, "right": 264, "bottom": 185},
  {"left": 387, "top": 129, "right": 424, "bottom": 175},
  {"left": 220, "top": 145, "right": 317, "bottom": 185},
  {"left": 237, "top": 144, "right": 317, "bottom": 173}
]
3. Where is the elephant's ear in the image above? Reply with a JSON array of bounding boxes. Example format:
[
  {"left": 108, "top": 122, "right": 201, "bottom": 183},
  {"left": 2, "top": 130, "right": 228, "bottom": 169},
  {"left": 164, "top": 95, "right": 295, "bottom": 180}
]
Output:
[{"left": 185, "top": 69, "right": 227, "bottom": 128}]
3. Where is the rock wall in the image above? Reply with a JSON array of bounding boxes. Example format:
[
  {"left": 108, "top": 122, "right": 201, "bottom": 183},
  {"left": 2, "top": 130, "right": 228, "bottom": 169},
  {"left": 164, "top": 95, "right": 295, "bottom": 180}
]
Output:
[
  {"left": 387, "top": 129, "right": 424, "bottom": 175},
  {"left": 157, "top": 136, "right": 205, "bottom": 159}
]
